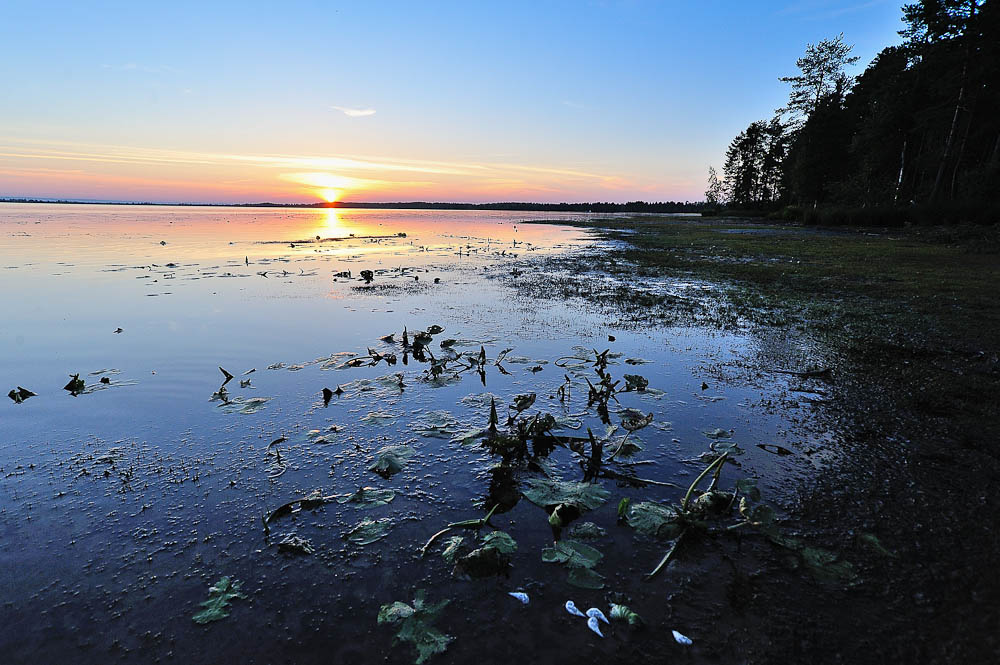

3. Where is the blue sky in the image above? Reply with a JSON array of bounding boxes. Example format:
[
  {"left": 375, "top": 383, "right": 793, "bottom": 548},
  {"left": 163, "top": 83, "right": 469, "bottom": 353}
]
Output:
[{"left": 0, "top": 1, "right": 906, "bottom": 203}]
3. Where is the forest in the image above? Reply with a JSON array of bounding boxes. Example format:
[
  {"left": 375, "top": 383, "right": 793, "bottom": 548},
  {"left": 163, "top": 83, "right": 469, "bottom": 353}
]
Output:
[{"left": 710, "top": 0, "right": 999, "bottom": 225}]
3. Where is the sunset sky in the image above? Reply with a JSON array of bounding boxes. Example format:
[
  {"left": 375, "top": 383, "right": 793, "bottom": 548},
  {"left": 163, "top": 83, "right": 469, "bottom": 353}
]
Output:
[{"left": 1, "top": 1, "right": 904, "bottom": 204}]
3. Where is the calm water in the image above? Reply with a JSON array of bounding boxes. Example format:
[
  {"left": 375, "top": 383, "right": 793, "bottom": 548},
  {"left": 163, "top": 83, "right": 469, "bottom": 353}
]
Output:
[{"left": 0, "top": 204, "right": 829, "bottom": 664}]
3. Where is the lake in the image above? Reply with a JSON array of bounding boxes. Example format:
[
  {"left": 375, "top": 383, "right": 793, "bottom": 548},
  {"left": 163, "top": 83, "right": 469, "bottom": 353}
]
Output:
[{"left": 0, "top": 203, "right": 833, "bottom": 664}]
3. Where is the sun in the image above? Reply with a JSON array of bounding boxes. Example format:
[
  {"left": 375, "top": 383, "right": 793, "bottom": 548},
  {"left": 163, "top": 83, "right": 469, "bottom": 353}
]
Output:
[{"left": 320, "top": 188, "right": 342, "bottom": 203}]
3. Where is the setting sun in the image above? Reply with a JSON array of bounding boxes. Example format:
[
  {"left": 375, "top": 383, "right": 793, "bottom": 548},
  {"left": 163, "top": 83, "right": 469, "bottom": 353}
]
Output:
[{"left": 320, "top": 188, "right": 342, "bottom": 202}]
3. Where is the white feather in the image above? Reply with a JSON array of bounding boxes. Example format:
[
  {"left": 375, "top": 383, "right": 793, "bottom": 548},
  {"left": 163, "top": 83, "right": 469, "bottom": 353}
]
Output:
[{"left": 586, "top": 607, "right": 610, "bottom": 624}]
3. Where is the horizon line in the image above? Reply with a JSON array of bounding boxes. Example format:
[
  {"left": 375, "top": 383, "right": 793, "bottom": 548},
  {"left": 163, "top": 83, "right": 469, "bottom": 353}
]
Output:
[{"left": 0, "top": 197, "right": 705, "bottom": 209}]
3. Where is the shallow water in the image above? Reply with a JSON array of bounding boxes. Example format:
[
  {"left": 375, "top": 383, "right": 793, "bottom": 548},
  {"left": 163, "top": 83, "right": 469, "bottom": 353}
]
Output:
[{"left": 1, "top": 204, "right": 833, "bottom": 664}]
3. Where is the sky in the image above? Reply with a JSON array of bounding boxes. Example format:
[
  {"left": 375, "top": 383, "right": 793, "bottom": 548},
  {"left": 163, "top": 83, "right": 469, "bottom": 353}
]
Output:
[{"left": 0, "top": 1, "right": 906, "bottom": 204}]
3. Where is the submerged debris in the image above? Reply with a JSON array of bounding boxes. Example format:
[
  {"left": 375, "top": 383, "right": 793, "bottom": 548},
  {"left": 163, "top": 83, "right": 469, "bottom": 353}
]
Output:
[
  {"left": 277, "top": 534, "right": 315, "bottom": 556},
  {"left": 192, "top": 577, "right": 245, "bottom": 624}
]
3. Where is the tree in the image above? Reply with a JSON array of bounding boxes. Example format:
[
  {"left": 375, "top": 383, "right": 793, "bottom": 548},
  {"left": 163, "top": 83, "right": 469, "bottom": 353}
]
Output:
[
  {"left": 705, "top": 167, "right": 723, "bottom": 205},
  {"left": 779, "top": 33, "right": 859, "bottom": 124},
  {"left": 722, "top": 120, "right": 787, "bottom": 208}
]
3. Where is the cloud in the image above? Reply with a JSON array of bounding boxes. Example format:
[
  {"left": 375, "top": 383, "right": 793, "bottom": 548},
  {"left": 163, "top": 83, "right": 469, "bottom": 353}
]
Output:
[
  {"left": 102, "top": 63, "right": 179, "bottom": 74},
  {"left": 331, "top": 106, "right": 377, "bottom": 118},
  {"left": 0, "top": 136, "right": 648, "bottom": 199}
]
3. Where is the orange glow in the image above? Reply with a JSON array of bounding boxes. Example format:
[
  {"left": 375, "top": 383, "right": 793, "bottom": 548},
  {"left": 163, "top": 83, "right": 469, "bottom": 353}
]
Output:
[{"left": 320, "top": 188, "right": 342, "bottom": 202}]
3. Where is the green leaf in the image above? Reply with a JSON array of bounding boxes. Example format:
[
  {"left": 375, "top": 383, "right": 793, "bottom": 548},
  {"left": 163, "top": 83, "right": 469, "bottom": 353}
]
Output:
[
  {"left": 567, "top": 566, "right": 605, "bottom": 589},
  {"left": 336, "top": 487, "right": 396, "bottom": 509},
  {"left": 362, "top": 410, "right": 398, "bottom": 425},
  {"left": 568, "top": 521, "right": 607, "bottom": 540},
  {"left": 480, "top": 530, "right": 517, "bottom": 554},
  {"left": 627, "top": 502, "right": 682, "bottom": 538},
  {"left": 511, "top": 393, "right": 536, "bottom": 412},
  {"left": 192, "top": 577, "right": 245, "bottom": 624},
  {"left": 703, "top": 427, "right": 732, "bottom": 439},
  {"left": 522, "top": 478, "right": 610, "bottom": 512},
  {"left": 623, "top": 374, "right": 649, "bottom": 392},
  {"left": 859, "top": 532, "right": 896, "bottom": 558},
  {"left": 454, "top": 546, "right": 509, "bottom": 578},
  {"left": 617, "top": 497, "right": 631, "bottom": 521},
  {"left": 801, "top": 546, "right": 858, "bottom": 582},
  {"left": 219, "top": 396, "right": 272, "bottom": 414},
  {"left": 344, "top": 517, "right": 393, "bottom": 545},
  {"left": 412, "top": 410, "right": 459, "bottom": 438},
  {"left": 542, "top": 540, "right": 603, "bottom": 569},
  {"left": 609, "top": 603, "right": 644, "bottom": 627},
  {"left": 450, "top": 428, "right": 486, "bottom": 446},
  {"left": 736, "top": 478, "right": 761, "bottom": 503},
  {"left": 378, "top": 591, "right": 453, "bottom": 665},
  {"left": 369, "top": 445, "right": 414, "bottom": 478},
  {"left": 378, "top": 601, "right": 416, "bottom": 623}
]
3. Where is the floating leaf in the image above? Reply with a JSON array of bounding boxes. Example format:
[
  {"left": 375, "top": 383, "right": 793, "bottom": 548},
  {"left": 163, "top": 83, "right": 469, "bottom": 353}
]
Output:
[
  {"left": 336, "top": 487, "right": 396, "bottom": 509},
  {"left": 450, "top": 428, "right": 486, "bottom": 446},
  {"left": 620, "top": 409, "right": 653, "bottom": 432},
  {"left": 426, "top": 325, "right": 445, "bottom": 335},
  {"left": 801, "top": 546, "right": 858, "bottom": 582},
  {"left": 369, "top": 445, "right": 414, "bottom": 478},
  {"left": 703, "top": 428, "right": 732, "bottom": 439},
  {"left": 542, "top": 539, "right": 603, "bottom": 569},
  {"left": 627, "top": 502, "right": 682, "bottom": 538},
  {"left": 218, "top": 396, "right": 271, "bottom": 414},
  {"left": 522, "top": 478, "right": 610, "bottom": 512},
  {"left": 480, "top": 530, "right": 517, "bottom": 554},
  {"left": 192, "top": 577, "right": 245, "bottom": 624},
  {"left": 710, "top": 440, "right": 744, "bottom": 455},
  {"left": 543, "top": 540, "right": 605, "bottom": 589},
  {"left": 362, "top": 410, "right": 398, "bottom": 425},
  {"left": 377, "top": 590, "right": 452, "bottom": 665},
  {"left": 568, "top": 567, "right": 605, "bottom": 589},
  {"left": 623, "top": 374, "right": 649, "bottom": 392},
  {"left": 8, "top": 386, "right": 36, "bottom": 404},
  {"left": 736, "top": 478, "right": 761, "bottom": 503},
  {"left": 757, "top": 443, "right": 793, "bottom": 456},
  {"left": 511, "top": 393, "right": 536, "bottom": 412},
  {"left": 568, "top": 522, "right": 607, "bottom": 540},
  {"left": 412, "top": 410, "right": 459, "bottom": 438},
  {"left": 345, "top": 517, "right": 393, "bottom": 545},
  {"left": 859, "top": 532, "right": 896, "bottom": 558}
]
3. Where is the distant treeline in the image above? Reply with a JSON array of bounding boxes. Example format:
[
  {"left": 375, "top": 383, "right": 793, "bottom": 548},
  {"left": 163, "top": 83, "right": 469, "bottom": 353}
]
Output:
[
  {"left": 709, "top": 0, "right": 999, "bottom": 226},
  {"left": 0, "top": 198, "right": 706, "bottom": 213}
]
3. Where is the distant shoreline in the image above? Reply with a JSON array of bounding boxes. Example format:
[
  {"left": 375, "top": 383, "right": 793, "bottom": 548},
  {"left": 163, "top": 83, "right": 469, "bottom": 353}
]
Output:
[{"left": 0, "top": 198, "right": 704, "bottom": 214}]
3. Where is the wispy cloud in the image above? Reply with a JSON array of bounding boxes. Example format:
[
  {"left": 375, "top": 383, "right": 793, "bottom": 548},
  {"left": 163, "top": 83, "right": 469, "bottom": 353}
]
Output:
[
  {"left": 0, "top": 136, "right": 646, "bottom": 200},
  {"left": 331, "top": 106, "right": 377, "bottom": 118},
  {"left": 102, "top": 63, "right": 179, "bottom": 74}
]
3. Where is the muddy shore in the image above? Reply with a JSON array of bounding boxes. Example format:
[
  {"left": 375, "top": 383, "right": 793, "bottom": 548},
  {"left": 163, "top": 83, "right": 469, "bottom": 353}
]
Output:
[{"left": 517, "top": 215, "right": 1000, "bottom": 664}]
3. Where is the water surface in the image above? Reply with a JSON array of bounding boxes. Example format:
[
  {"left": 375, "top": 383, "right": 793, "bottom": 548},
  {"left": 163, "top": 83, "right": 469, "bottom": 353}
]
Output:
[{"left": 1, "top": 204, "right": 832, "bottom": 664}]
